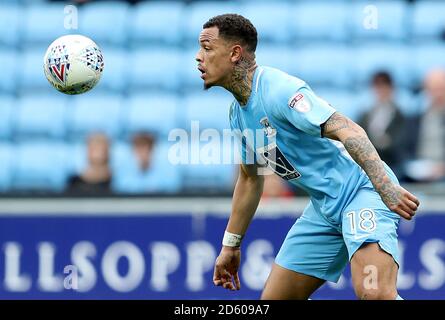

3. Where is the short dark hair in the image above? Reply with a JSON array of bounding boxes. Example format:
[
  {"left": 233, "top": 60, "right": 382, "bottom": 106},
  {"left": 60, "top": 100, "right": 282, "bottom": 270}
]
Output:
[
  {"left": 203, "top": 14, "right": 258, "bottom": 52},
  {"left": 372, "top": 71, "right": 393, "bottom": 87}
]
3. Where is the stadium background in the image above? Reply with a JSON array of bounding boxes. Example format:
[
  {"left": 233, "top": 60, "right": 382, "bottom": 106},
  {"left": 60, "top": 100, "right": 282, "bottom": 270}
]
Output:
[{"left": 0, "top": 0, "right": 444, "bottom": 299}]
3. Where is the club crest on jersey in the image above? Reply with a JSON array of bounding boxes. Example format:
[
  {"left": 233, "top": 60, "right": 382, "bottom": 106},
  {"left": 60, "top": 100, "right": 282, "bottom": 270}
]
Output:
[
  {"left": 260, "top": 117, "right": 277, "bottom": 138},
  {"left": 288, "top": 93, "right": 311, "bottom": 113}
]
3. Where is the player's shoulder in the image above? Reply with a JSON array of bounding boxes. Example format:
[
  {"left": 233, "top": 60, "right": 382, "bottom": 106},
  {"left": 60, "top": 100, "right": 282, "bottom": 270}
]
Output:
[
  {"left": 258, "top": 66, "right": 306, "bottom": 90},
  {"left": 257, "top": 66, "right": 307, "bottom": 111}
]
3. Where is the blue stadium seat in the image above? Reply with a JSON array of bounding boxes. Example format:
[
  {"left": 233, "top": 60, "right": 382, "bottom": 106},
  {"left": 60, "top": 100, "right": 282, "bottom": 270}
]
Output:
[
  {"left": 129, "top": 1, "right": 185, "bottom": 47},
  {"left": 255, "top": 45, "right": 295, "bottom": 75},
  {"left": 0, "top": 50, "right": 17, "bottom": 93},
  {"left": 183, "top": 1, "right": 239, "bottom": 44},
  {"left": 14, "top": 95, "right": 67, "bottom": 140},
  {"left": 183, "top": 89, "right": 234, "bottom": 132},
  {"left": 0, "top": 4, "right": 20, "bottom": 47},
  {"left": 412, "top": 1, "right": 445, "bottom": 41},
  {"left": 0, "top": 143, "right": 14, "bottom": 192},
  {"left": 182, "top": 48, "right": 204, "bottom": 89},
  {"left": 129, "top": 48, "right": 182, "bottom": 92},
  {"left": 125, "top": 93, "right": 179, "bottom": 137},
  {"left": 66, "top": 143, "right": 87, "bottom": 176},
  {"left": 93, "top": 47, "right": 126, "bottom": 93},
  {"left": 19, "top": 47, "right": 55, "bottom": 94},
  {"left": 413, "top": 44, "right": 445, "bottom": 84},
  {"left": 68, "top": 93, "right": 123, "bottom": 140},
  {"left": 0, "top": 96, "right": 14, "bottom": 140},
  {"left": 314, "top": 88, "right": 361, "bottom": 121},
  {"left": 242, "top": 2, "right": 291, "bottom": 44},
  {"left": 293, "top": 45, "right": 354, "bottom": 88},
  {"left": 291, "top": 1, "right": 349, "bottom": 42},
  {"left": 354, "top": 44, "right": 412, "bottom": 89},
  {"left": 13, "top": 142, "right": 69, "bottom": 192},
  {"left": 23, "top": 4, "right": 71, "bottom": 45},
  {"left": 79, "top": 2, "right": 129, "bottom": 47},
  {"left": 111, "top": 142, "right": 181, "bottom": 194},
  {"left": 180, "top": 139, "right": 237, "bottom": 192},
  {"left": 350, "top": 0, "right": 409, "bottom": 41}
]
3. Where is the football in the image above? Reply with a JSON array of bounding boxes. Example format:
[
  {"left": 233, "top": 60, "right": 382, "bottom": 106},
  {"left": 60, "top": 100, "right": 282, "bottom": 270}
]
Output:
[{"left": 43, "top": 34, "right": 104, "bottom": 95}]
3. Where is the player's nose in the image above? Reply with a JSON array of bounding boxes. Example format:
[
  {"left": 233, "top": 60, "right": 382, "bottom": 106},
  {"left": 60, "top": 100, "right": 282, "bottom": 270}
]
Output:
[{"left": 195, "top": 49, "right": 203, "bottom": 62}]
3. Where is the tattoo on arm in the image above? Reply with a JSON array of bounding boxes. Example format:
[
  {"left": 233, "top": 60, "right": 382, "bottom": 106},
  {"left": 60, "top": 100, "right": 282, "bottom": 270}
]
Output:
[
  {"left": 322, "top": 112, "right": 349, "bottom": 137},
  {"left": 322, "top": 112, "right": 401, "bottom": 207},
  {"left": 343, "top": 136, "right": 401, "bottom": 207}
]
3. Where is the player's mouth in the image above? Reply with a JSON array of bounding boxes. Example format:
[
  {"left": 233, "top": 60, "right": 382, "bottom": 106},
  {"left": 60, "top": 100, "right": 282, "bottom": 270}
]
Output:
[{"left": 198, "top": 66, "right": 206, "bottom": 79}]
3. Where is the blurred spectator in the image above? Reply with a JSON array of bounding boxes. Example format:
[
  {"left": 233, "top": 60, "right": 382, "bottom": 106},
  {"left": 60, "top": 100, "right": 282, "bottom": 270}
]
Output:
[
  {"left": 358, "top": 71, "right": 408, "bottom": 176},
  {"left": 67, "top": 133, "right": 112, "bottom": 195},
  {"left": 132, "top": 133, "right": 155, "bottom": 172},
  {"left": 112, "top": 132, "right": 180, "bottom": 194},
  {"left": 406, "top": 69, "right": 445, "bottom": 182},
  {"left": 261, "top": 171, "right": 294, "bottom": 199}
]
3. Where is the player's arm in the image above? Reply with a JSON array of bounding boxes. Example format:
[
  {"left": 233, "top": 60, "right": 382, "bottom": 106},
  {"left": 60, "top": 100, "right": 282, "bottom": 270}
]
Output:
[
  {"left": 321, "top": 112, "right": 420, "bottom": 220},
  {"left": 213, "top": 163, "right": 264, "bottom": 291}
]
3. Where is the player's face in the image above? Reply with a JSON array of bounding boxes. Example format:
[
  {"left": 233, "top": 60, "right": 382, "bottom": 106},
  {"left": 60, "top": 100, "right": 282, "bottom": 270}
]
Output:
[{"left": 196, "top": 27, "right": 234, "bottom": 89}]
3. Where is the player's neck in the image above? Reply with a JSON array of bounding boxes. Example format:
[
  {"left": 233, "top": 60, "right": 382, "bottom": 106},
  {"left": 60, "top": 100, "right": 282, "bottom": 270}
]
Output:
[{"left": 225, "top": 58, "right": 257, "bottom": 106}]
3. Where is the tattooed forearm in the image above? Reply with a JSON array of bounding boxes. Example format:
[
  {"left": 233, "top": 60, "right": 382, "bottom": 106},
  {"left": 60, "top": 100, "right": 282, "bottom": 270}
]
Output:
[
  {"left": 344, "top": 136, "right": 401, "bottom": 207},
  {"left": 322, "top": 112, "right": 361, "bottom": 140}
]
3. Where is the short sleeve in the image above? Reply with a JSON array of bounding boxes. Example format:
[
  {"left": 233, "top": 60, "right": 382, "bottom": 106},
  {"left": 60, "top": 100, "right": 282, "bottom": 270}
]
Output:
[{"left": 272, "top": 84, "right": 336, "bottom": 137}]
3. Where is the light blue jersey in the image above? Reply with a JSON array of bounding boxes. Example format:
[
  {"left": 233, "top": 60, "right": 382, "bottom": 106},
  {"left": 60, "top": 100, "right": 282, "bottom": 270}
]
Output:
[
  {"left": 230, "top": 66, "right": 371, "bottom": 223},
  {"left": 229, "top": 66, "right": 401, "bottom": 282}
]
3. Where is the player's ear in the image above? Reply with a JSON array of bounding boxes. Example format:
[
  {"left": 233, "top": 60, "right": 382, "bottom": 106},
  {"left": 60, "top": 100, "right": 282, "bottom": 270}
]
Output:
[{"left": 230, "top": 45, "right": 243, "bottom": 64}]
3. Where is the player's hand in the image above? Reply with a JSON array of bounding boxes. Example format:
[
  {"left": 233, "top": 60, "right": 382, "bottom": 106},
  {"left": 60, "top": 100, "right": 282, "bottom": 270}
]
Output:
[
  {"left": 381, "top": 183, "right": 420, "bottom": 220},
  {"left": 213, "top": 246, "right": 241, "bottom": 291}
]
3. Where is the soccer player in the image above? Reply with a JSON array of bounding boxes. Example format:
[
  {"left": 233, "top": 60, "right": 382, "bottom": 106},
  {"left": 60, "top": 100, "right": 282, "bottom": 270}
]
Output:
[{"left": 196, "top": 14, "right": 419, "bottom": 300}]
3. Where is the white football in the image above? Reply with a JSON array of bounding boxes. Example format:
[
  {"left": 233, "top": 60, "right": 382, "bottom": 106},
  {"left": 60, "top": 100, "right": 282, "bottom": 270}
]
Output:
[{"left": 43, "top": 34, "right": 104, "bottom": 95}]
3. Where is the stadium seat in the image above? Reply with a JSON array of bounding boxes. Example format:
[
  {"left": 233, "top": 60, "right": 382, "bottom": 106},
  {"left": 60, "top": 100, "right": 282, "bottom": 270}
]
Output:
[
  {"left": 291, "top": 1, "right": 349, "bottom": 42},
  {"left": 14, "top": 94, "right": 67, "bottom": 140},
  {"left": 180, "top": 138, "right": 237, "bottom": 193},
  {"left": 68, "top": 93, "right": 123, "bottom": 140},
  {"left": 129, "top": 48, "right": 182, "bottom": 92},
  {"left": 412, "top": 1, "right": 445, "bottom": 41},
  {"left": 0, "top": 50, "right": 17, "bottom": 93},
  {"left": 0, "top": 4, "right": 20, "bottom": 47},
  {"left": 93, "top": 47, "right": 126, "bottom": 93},
  {"left": 183, "top": 89, "right": 234, "bottom": 132},
  {"left": 23, "top": 4, "right": 71, "bottom": 45},
  {"left": 12, "top": 142, "right": 69, "bottom": 192},
  {"left": 125, "top": 93, "right": 179, "bottom": 138},
  {"left": 314, "top": 88, "right": 362, "bottom": 121},
  {"left": 66, "top": 142, "right": 87, "bottom": 176},
  {"left": 183, "top": 1, "right": 239, "bottom": 44},
  {"left": 242, "top": 2, "right": 292, "bottom": 44},
  {"left": 293, "top": 45, "right": 354, "bottom": 88},
  {"left": 129, "top": 1, "right": 185, "bottom": 47},
  {"left": 182, "top": 48, "right": 205, "bottom": 89},
  {"left": 19, "top": 47, "right": 55, "bottom": 94},
  {"left": 255, "top": 45, "right": 295, "bottom": 75},
  {"left": 349, "top": 0, "right": 409, "bottom": 42},
  {"left": 0, "top": 96, "right": 14, "bottom": 140},
  {"left": 111, "top": 142, "right": 181, "bottom": 194},
  {"left": 0, "top": 144, "right": 14, "bottom": 192},
  {"left": 354, "top": 44, "right": 413, "bottom": 89},
  {"left": 78, "top": 2, "right": 129, "bottom": 47},
  {"left": 413, "top": 44, "right": 445, "bottom": 84}
]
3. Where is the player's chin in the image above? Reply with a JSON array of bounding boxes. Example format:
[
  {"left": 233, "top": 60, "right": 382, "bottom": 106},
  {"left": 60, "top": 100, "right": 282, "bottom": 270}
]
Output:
[{"left": 203, "top": 80, "right": 215, "bottom": 90}]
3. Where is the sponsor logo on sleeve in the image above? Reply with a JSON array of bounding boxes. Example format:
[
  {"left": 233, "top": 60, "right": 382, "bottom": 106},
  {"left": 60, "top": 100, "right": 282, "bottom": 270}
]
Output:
[{"left": 288, "top": 93, "right": 311, "bottom": 113}]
